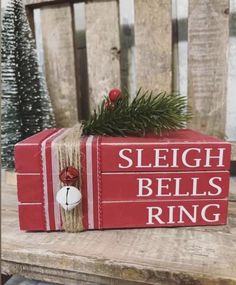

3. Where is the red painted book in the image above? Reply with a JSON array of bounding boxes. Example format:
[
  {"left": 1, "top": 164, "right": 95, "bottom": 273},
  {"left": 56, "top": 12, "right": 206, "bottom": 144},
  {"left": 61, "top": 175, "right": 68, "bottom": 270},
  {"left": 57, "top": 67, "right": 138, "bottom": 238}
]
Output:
[{"left": 15, "top": 129, "right": 231, "bottom": 231}]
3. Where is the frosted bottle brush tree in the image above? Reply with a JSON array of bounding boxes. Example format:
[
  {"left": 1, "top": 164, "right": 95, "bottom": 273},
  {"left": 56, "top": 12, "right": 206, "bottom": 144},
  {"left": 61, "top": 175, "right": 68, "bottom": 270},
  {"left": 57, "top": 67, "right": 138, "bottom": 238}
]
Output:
[{"left": 1, "top": 0, "right": 55, "bottom": 169}]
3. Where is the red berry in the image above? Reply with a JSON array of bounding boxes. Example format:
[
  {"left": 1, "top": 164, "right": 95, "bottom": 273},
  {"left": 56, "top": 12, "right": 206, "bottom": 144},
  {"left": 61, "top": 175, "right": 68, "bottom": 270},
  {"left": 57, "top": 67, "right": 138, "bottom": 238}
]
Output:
[
  {"left": 108, "top": 88, "right": 121, "bottom": 102},
  {"left": 59, "top": 166, "right": 79, "bottom": 186}
]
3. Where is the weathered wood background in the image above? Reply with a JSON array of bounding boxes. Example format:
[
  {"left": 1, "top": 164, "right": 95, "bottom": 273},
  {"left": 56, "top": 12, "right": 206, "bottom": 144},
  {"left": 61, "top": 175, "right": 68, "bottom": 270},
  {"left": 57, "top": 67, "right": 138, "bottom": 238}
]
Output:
[{"left": 11, "top": 0, "right": 235, "bottom": 159}]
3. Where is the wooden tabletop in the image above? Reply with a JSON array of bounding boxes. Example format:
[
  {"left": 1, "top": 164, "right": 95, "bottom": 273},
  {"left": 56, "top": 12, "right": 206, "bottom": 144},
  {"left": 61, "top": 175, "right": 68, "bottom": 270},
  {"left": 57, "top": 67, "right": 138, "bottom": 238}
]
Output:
[{"left": 2, "top": 174, "right": 236, "bottom": 285}]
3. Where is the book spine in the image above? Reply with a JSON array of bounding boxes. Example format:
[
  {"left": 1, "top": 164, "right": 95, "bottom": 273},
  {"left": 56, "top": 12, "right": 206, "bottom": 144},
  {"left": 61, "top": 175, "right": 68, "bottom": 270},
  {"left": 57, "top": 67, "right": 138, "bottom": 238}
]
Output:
[
  {"left": 101, "top": 171, "right": 230, "bottom": 201},
  {"left": 14, "top": 129, "right": 58, "bottom": 173},
  {"left": 15, "top": 129, "right": 67, "bottom": 231},
  {"left": 101, "top": 199, "right": 228, "bottom": 229},
  {"left": 100, "top": 142, "right": 231, "bottom": 172}
]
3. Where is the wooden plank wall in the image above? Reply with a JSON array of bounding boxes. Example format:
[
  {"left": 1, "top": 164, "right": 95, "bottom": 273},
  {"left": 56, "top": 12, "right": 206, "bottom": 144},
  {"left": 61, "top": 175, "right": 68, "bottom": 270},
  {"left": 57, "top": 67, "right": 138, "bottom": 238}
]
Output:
[
  {"left": 40, "top": 3, "right": 78, "bottom": 127},
  {"left": 188, "top": 0, "right": 229, "bottom": 138},
  {"left": 227, "top": 0, "right": 236, "bottom": 159},
  {"left": 85, "top": 0, "right": 121, "bottom": 111},
  {"left": 134, "top": 0, "right": 172, "bottom": 92},
  {"left": 73, "top": 3, "right": 89, "bottom": 119},
  {"left": 24, "top": 0, "right": 235, "bottom": 159},
  {"left": 172, "top": 0, "right": 188, "bottom": 97}
]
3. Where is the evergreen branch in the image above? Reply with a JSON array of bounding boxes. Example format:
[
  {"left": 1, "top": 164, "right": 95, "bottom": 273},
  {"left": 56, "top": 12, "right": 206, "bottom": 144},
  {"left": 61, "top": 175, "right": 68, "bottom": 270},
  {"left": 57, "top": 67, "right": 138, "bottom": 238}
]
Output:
[{"left": 82, "top": 89, "right": 192, "bottom": 137}]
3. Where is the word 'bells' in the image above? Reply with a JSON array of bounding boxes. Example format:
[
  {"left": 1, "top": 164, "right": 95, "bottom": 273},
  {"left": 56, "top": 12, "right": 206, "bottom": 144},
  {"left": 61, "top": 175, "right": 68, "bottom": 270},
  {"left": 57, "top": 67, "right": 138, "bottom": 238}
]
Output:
[{"left": 56, "top": 186, "right": 82, "bottom": 211}]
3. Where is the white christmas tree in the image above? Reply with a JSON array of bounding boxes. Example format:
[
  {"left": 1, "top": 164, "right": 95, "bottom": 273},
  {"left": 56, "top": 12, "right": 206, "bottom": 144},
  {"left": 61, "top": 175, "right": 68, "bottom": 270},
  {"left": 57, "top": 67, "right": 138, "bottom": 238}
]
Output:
[{"left": 1, "top": 0, "right": 56, "bottom": 169}]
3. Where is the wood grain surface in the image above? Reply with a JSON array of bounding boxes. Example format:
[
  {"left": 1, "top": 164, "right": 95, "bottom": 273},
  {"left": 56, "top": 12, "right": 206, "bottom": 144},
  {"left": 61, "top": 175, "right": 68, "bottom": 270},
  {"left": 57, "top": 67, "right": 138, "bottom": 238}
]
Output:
[
  {"left": 188, "top": 0, "right": 229, "bottom": 138},
  {"left": 2, "top": 176, "right": 236, "bottom": 285},
  {"left": 85, "top": 0, "right": 121, "bottom": 111},
  {"left": 40, "top": 3, "right": 78, "bottom": 127},
  {"left": 134, "top": 0, "right": 172, "bottom": 93},
  {"left": 231, "top": 142, "right": 236, "bottom": 161},
  {"left": 24, "top": 0, "right": 75, "bottom": 8}
]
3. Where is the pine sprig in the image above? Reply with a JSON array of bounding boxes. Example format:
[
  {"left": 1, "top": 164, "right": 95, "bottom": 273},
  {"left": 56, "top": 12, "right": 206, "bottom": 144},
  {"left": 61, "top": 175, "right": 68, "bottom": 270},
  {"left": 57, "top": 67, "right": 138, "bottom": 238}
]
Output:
[{"left": 82, "top": 89, "right": 191, "bottom": 136}]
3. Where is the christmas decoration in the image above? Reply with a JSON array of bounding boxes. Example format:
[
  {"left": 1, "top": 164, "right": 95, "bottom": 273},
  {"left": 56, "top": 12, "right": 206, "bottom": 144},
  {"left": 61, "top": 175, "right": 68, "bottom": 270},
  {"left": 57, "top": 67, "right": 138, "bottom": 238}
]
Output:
[
  {"left": 1, "top": 0, "right": 55, "bottom": 169},
  {"left": 82, "top": 89, "right": 191, "bottom": 136},
  {"left": 57, "top": 166, "right": 81, "bottom": 211},
  {"left": 59, "top": 167, "right": 80, "bottom": 186},
  {"left": 56, "top": 186, "right": 82, "bottom": 211},
  {"left": 15, "top": 128, "right": 231, "bottom": 232},
  {"left": 108, "top": 88, "right": 122, "bottom": 102}
]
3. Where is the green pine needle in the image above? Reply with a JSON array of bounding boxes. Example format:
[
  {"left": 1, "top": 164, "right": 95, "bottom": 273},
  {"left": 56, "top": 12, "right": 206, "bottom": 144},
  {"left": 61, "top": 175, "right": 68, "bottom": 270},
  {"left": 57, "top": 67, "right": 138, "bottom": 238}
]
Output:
[{"left": 82, "top": 89, "right": 192, "bottom": 137}]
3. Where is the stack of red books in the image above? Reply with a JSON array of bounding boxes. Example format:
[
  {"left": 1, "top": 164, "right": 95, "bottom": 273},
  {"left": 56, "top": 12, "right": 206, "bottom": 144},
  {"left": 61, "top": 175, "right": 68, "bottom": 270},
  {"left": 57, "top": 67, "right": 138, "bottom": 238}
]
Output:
[{"left": 15, "top": 129, "right": 231, "bottom": 231}]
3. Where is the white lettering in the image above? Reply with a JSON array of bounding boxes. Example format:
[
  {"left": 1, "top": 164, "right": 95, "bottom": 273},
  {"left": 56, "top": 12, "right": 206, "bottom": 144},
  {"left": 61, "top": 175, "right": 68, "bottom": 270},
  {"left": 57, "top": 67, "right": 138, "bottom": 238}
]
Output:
[
  {"left": 173, "top": 177, "right": 189, "bottom": 197},
  {"left": 182, "top": 148, "right": 201, "bottom": 167},
  {"left": 172, "top": 148, "right": 179, "bottom": 167},
  {"left": 137, "top": 178, "right": 152, "bottom": 197},
  {"left": 136, "top": 149, "right": 152, "bottom": 168},
  {"left": 154, "top": 149, "right": 169, "bottom": 167},
  {"left": 156, "top": 178, "right": 172, "bottom": 197},
  {"left": 167, "top": 206, "right": 175, "bottom": 224},
  {"left": 118, "top": 149, "right": 133, "bottom": 168},
  {"left": 191, "top": 177, "right": 206, "bottom": 196},
  {"left": 201, "top": 204, "right": 220, "bottom": 222},
  {"left": 204, "top": 148, "right": 225, "bottom": 167},
  {"left": 208, "top": 177, "right": 222, "bottom": 196},
  {"left": 178, "top": 205, "right": 199, "bottom": 223},
  {"left": 146, "top": 207, "right": 165, "bottom": 224}
]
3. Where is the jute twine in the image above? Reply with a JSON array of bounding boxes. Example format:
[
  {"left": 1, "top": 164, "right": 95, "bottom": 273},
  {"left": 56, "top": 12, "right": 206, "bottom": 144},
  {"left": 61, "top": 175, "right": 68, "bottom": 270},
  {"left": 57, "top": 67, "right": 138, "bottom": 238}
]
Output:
[{"left": 56, "top": 123, "right": 84, "bottom": 232}]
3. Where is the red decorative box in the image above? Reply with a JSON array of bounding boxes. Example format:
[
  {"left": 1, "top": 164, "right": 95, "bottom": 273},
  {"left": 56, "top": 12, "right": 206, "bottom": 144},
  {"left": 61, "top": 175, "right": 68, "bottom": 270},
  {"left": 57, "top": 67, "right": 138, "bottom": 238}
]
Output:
[{"left": 14, "top": 129, "right": 231, "bottom": 231}]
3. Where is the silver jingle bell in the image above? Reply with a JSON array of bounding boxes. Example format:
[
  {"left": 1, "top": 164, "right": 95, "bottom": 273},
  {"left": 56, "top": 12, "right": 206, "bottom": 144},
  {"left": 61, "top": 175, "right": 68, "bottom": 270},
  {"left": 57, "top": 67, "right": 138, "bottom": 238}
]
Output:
[{"left": 56, "top": 186, "right": 82, "bottom": 211}]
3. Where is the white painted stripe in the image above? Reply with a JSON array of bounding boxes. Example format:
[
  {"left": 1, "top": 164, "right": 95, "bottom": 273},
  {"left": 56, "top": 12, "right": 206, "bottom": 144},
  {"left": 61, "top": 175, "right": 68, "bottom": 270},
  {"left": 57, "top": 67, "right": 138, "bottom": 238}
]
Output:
[
  {"left": 19, "top": 202, "right": 42, "bottom": 205},
  {"left": 102, "top": 170, "right": 229, "bottom": 175},
  {"left": 101, "top": 141, "right": 230, "bottom": 146},
  {"left": 51, "top": 128, "right": 71, "bottom": 230},
  {"left": 86, "top": 136, "right": 94, "bottom": 229},
  {"left": 15, "top": 143, "right": 39, "bottom": 146},
  {"left": 102, "top": 198, "right": 227, "bottom": 204},
  {"left": 96, "top": 137, "right": 101, "bottom": 228},
  {"left": 41, "top": 129, "right": 63, "bottom": 231},
  {"left": 17, "top": 173, "right": 41, "bottom": 175}
]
